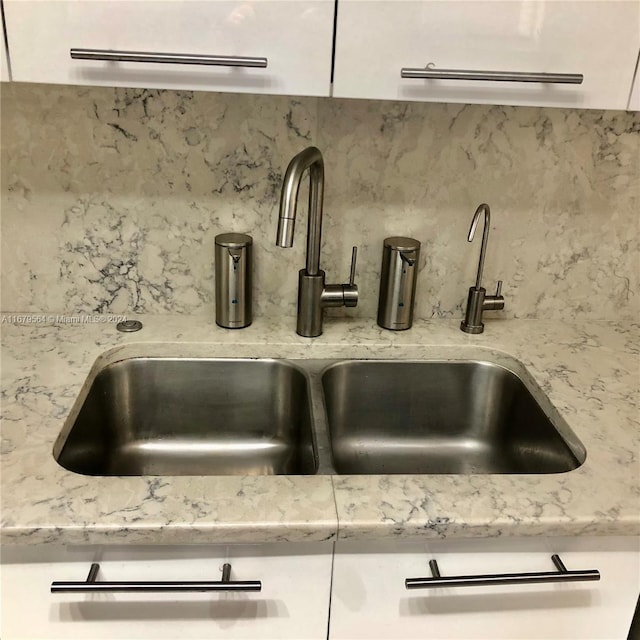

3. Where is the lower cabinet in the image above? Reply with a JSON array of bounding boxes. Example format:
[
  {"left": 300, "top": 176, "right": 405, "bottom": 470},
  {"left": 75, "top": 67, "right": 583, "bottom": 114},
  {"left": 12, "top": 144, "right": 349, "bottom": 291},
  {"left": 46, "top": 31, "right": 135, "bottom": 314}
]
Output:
[
  {"left": 2, "top": 536, "right": 638, "bottom": 639},
  {"left": 0, "top": 541, "right": 334, "bottom": 639},
  {"left": 329, "top": 536, "right": 640, "bottom": 640}
]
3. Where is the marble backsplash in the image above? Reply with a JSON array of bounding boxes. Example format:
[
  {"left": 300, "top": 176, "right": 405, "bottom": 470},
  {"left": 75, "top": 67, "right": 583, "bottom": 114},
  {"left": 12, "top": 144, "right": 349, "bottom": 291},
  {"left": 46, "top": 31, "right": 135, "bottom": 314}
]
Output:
[{"left": 1, "top": 83, "right": 638, "bottom": 322}]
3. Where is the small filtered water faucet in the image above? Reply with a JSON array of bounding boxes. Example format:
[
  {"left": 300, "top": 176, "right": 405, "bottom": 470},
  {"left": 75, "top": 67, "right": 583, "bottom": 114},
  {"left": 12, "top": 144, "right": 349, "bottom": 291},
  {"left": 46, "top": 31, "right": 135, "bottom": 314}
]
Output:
[{"left": 460, "top": 203, "right": 505, "bottom": 334}]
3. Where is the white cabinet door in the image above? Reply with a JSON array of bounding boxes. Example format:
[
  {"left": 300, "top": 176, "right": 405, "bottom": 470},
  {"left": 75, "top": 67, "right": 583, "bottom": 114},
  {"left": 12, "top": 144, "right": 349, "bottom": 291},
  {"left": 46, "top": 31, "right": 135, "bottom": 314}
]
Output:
[
  {"left": 329, "top": 536, "right": 640, "bottom": 640},
  {"left": 629, "top": 51, "right": 640, "bottom": 110},
  {"left": 333, "top": 1, "right": 640, "bottom": 110},
  {"left": 0, "top": 6, "right": 9, "bottom": 81},
  {"left": 3, "top": 0, "right": 334, "bottom": 96},
  {"left": 1, "top": 541, "right": 333, "bottom": 639}
]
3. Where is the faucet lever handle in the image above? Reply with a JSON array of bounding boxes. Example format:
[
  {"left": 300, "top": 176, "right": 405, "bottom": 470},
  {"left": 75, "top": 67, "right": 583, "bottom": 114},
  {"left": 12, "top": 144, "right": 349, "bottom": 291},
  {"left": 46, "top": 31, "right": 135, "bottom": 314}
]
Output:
[
  {"left": 340, "top": 246, "right": 359, "bottom": 308},
  {"left": 348, "top": 246, "right": 358, "bottom": 286},
  {"left": 483, "top": 279, "right": 505, "bottom": 312}
]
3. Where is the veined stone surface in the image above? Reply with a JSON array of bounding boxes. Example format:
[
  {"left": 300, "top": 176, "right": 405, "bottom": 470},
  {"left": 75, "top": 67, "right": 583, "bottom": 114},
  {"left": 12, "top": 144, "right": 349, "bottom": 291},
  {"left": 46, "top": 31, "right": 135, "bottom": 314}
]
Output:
[
  {"left": 1, "top": 316, "right": 638, "bottom": 544},
  {"left": 2, "top": 84, "right": 638, "bottom": 321}
]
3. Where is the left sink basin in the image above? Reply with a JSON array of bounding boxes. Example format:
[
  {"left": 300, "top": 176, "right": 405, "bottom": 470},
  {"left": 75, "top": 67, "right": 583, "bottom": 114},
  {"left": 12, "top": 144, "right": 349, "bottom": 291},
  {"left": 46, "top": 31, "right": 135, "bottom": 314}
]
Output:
[{"left": 54, "top": 358, "right": 317, "bottom": 476}]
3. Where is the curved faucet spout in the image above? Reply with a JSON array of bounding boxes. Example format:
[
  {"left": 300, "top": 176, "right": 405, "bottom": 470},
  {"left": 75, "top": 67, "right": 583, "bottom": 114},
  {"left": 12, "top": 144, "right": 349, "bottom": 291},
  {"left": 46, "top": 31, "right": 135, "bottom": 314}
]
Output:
[
  {"left": 276, "top": 146, "right": 324, "bottom": 276},
  {"left": 467, "top": 203, "right": 491, "bottom": 290}
]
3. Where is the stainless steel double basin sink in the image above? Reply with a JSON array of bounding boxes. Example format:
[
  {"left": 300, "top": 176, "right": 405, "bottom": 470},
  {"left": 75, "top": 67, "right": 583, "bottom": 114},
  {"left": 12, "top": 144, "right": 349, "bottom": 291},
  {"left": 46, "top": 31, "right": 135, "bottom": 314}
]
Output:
[{"left": 54, "top": 356, "right": 586, "bottom": 477}]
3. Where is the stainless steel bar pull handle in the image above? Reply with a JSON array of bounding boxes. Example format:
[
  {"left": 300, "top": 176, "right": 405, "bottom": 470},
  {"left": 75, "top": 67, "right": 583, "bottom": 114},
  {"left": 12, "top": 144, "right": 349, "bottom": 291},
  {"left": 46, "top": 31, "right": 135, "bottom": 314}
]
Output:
[
  {"left": 51, "top": 562, "right": 262, "bottom": 593},
  {"left": 71, "top": 48, "right": 268, "bottom": 68},
  {"left": 401, "top": 65, "right": 583, "bottom": 84},
  {"left": 405, "top": 554, "right": 600, "bottom": 589}
]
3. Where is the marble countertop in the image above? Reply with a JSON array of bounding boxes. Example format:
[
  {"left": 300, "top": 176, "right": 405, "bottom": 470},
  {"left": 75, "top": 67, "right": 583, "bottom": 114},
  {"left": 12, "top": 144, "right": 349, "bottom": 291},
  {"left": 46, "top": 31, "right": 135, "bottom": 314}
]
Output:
[{"left": 1, "top": 314, "right": 638, "bottom": 546}]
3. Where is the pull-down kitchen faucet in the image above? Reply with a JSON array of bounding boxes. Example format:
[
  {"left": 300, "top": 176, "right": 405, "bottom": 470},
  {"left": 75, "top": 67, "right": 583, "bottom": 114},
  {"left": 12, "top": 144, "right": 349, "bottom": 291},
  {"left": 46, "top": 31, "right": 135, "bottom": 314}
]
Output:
[
  {"left": 276, "top": 147, "right": 358, "bottom": 337},
  {"left": 460, "top": 203, "right": 505, "bottom": 334}
]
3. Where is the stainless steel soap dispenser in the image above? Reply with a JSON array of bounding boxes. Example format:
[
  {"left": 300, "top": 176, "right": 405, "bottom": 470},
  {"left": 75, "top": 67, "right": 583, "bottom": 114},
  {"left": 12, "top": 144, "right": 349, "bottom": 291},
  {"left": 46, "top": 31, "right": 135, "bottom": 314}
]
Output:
[
  {"left": 215, "top": 233, "right": 253, "bottom": 329},
  {"left": 377, "top": 236, "right": 421, "bottom": 330}
]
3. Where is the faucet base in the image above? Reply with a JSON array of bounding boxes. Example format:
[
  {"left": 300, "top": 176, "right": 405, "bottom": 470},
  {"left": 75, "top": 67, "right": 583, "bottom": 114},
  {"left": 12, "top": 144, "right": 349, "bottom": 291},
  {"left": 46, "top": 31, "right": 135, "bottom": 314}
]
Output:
[
  {"left": 297, "top": 270, "right": 326, "bottom": 338},
  {"left": 460, "top": 285, "right": 504, "bottom": 334},
  {"left": 295, "top": 268, "right": 359, "bottom": 337},
  {"left": 460, "top": 320, "right": 485, "bottom": 334},
  {"left": 460, "top": 286, "right": 486, "bottom": 334}
]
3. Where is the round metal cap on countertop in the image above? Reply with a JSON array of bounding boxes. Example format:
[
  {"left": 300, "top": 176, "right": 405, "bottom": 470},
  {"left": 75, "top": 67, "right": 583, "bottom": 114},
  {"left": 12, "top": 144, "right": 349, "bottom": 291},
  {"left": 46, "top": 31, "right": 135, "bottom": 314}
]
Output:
[
  {"left": 215, "top": 233, "right": 253, "bottom": 248},
  {"left": 116, "top": 320, "right": 143, "bottom": 332},
  {"left": 383, "top": 236, "right": 421, "bottom": 251}
]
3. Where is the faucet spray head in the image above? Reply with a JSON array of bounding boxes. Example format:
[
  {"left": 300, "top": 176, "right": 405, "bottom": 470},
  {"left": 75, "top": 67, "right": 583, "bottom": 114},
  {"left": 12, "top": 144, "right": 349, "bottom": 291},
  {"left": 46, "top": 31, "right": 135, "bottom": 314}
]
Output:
[
  {"left": 276, "top": 160, "right": 302, "bottom": 248},
  {"left": 276, "top": 216, "right": 295, "bottom": 247}
]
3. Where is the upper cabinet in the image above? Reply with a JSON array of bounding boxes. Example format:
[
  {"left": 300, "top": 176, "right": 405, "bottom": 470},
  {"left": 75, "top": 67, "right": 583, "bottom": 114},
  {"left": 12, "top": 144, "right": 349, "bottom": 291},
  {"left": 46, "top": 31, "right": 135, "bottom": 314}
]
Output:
[
  {"left": 4, "top": 0, "right": 639, "bottom": 109},
  {"left": 333, "top": 1, "right": 640, "bottom": 110},
  {"left": 3, "top": 0, "right": 335, "bottom": 96},
  {"left": 1, "top": 3, "right": 9, "bottom": 81},
  {"left": 629, "top": 52, "right": 640, "bottom": 110}
]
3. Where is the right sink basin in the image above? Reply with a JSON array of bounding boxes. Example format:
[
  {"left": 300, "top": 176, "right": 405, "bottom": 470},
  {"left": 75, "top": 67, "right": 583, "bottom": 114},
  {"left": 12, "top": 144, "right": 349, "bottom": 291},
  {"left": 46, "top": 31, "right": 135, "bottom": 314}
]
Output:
[{"left": 321, "top": 359, "right": 586, "bottom": 475}]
